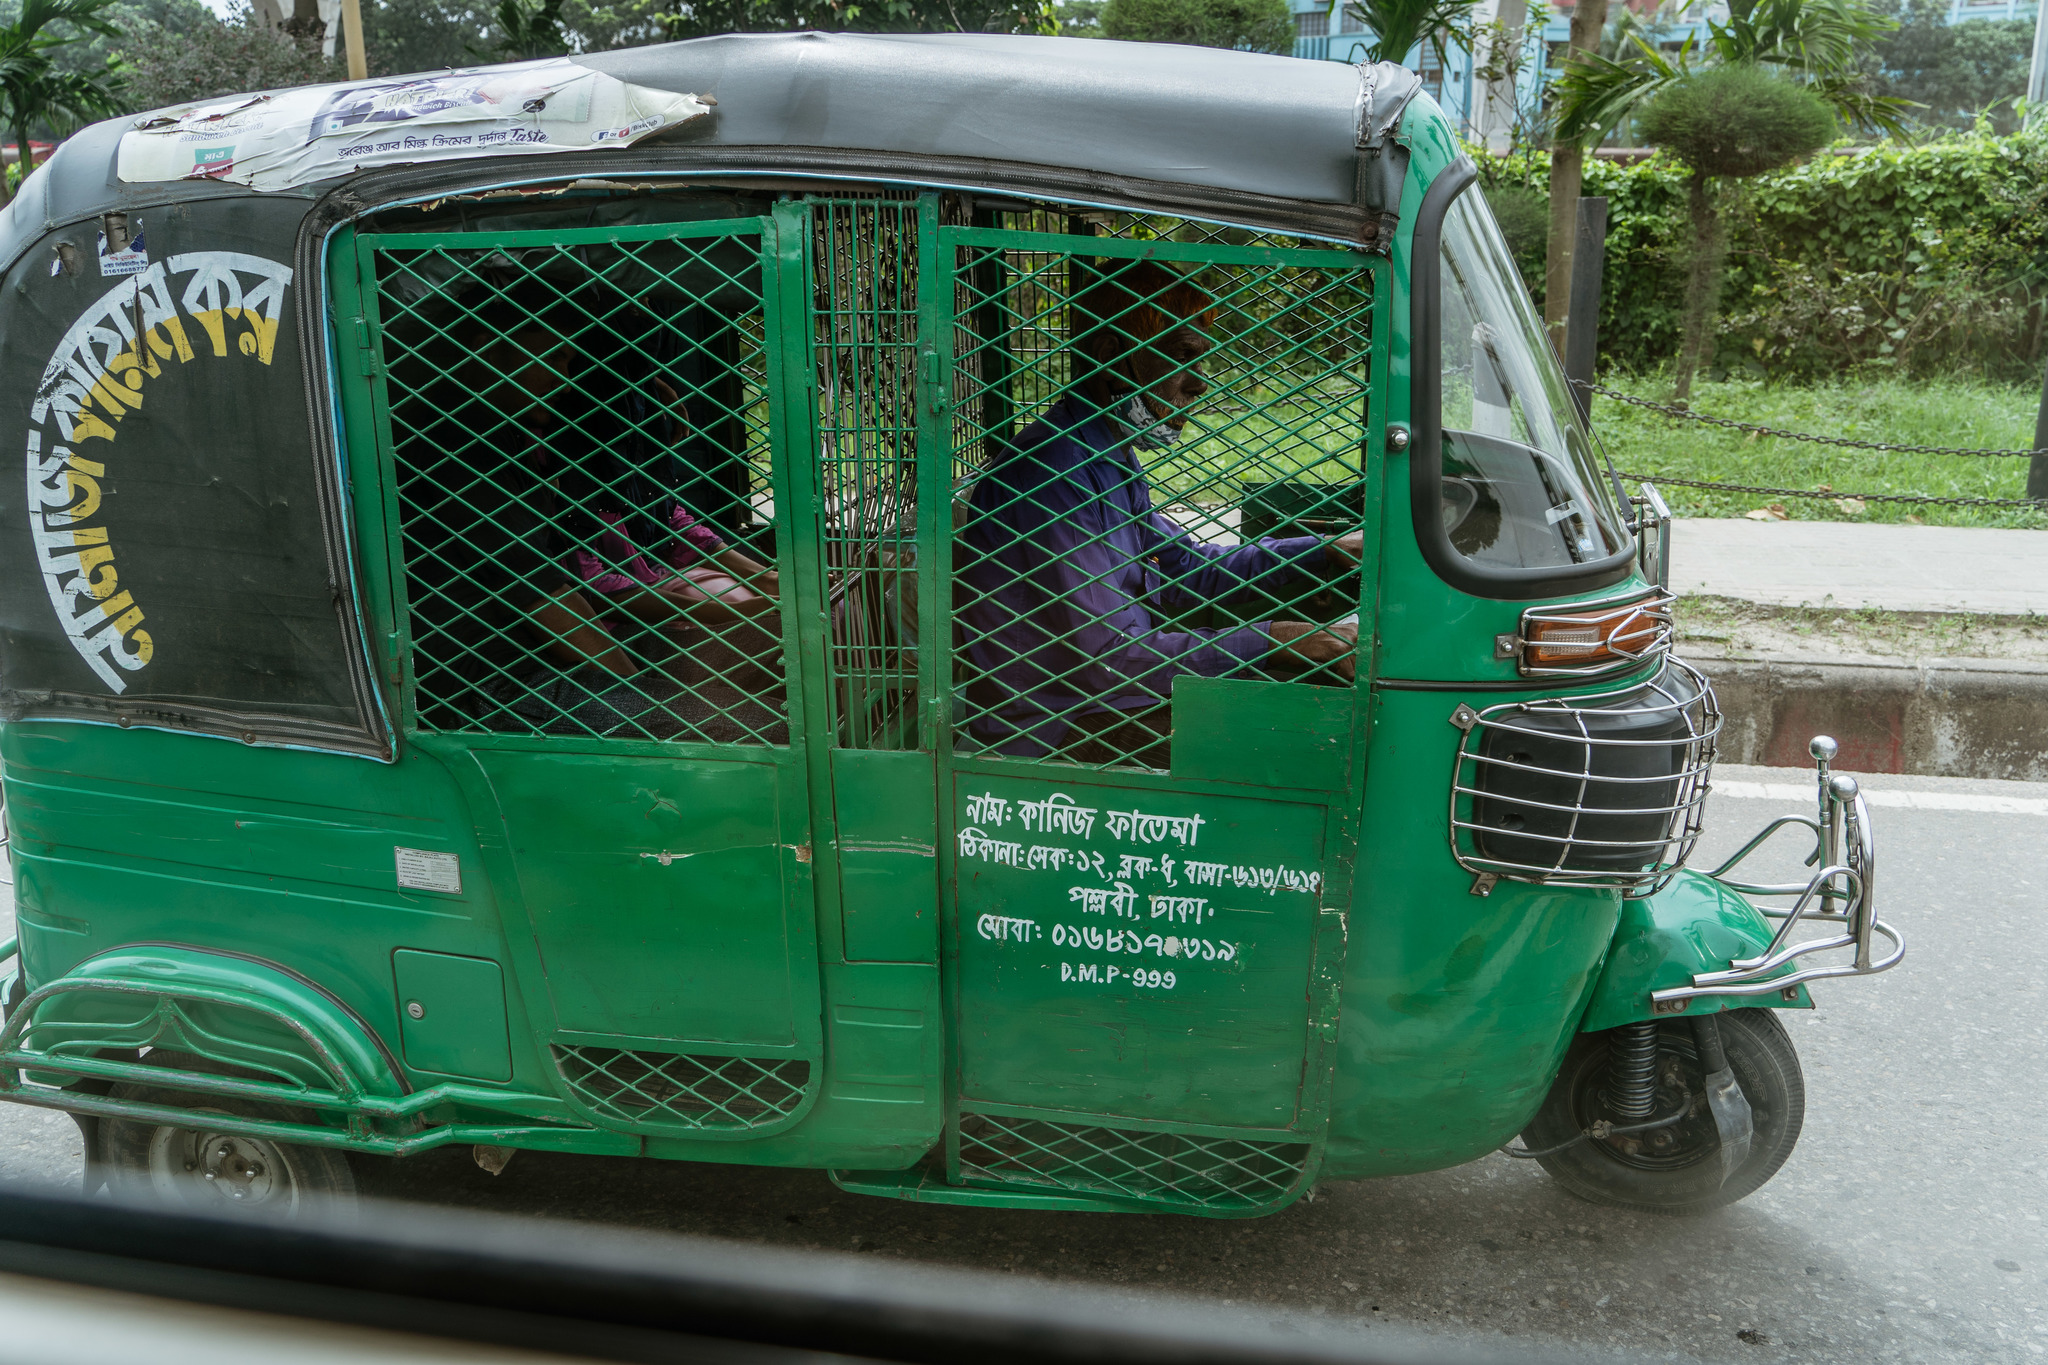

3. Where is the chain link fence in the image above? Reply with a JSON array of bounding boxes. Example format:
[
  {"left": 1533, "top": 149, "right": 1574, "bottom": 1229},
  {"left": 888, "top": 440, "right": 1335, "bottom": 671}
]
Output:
[{"left": 1577, "top": 381, "right": 2048, "bottom": 512}]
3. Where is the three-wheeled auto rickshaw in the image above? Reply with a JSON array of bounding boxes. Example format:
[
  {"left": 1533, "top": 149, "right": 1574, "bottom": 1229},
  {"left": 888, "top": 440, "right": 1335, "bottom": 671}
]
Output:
[{"left": 0, "top": 35, "right": 1900, "bottom": 1218}]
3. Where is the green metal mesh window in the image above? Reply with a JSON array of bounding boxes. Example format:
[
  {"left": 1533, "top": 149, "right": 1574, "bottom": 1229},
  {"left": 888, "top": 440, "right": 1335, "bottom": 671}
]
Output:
[
  {"left": 362, "top": 220, "right": 792, "bottom": 745},
  {"left": 946, "top": 218, "right": 1378, "bottom": 770},
  {"left": 811, "top": 198, "right": 925, "bottom": 751}
]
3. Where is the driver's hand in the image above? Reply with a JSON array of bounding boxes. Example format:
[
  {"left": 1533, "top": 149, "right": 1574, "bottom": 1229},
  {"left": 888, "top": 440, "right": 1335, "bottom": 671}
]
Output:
[
  {"left": 1325, "top": 531, "right": 1365, "bottom": 571},
  {"left": 1267, "top": 620, "right": 1358, "bottom": 681}
]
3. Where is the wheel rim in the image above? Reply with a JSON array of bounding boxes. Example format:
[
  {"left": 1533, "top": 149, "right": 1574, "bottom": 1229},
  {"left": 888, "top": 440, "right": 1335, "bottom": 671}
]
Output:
[
  {"left": 1567, "top": 1031, "right": 1722, "bottom": 1173},
  {"left": 146, "top": 1117, "right": 297, "bottom": 1211}
]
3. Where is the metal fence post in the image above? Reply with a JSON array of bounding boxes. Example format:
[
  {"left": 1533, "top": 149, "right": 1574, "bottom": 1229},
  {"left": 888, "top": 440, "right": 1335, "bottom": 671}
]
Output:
[
  {"left": 1564, "top": 196, "right": 1608, "bottom": 426},
  {"left": 2031, "top": 354, "right": 2048, "bottom": 502}
]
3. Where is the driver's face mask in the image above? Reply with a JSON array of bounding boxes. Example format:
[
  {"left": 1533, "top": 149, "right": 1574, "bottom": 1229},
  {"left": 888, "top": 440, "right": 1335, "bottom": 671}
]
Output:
[{"left": 1118, "top": 394, "right": 1181, "bottom": 450}]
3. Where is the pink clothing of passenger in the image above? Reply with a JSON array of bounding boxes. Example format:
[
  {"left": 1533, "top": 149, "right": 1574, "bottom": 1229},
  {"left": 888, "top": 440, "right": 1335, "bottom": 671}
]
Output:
[
  {"left": 666, "top": 504, "right": 728, "bottom": 569},
  {"left": 568, "top": 506, "right": 728, "bottom": 595}
]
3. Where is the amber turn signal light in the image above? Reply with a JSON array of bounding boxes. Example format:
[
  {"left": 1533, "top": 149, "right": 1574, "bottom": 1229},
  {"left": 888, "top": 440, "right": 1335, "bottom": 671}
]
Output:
[{"left": 1506, "top": 594, "right": 1674, "bottom": 676}]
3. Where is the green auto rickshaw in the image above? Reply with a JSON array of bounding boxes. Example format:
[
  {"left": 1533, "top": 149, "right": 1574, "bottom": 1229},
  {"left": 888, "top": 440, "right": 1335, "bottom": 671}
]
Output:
[{"left": 0, "top": 35, "right": 1900, "bottom": 1218}]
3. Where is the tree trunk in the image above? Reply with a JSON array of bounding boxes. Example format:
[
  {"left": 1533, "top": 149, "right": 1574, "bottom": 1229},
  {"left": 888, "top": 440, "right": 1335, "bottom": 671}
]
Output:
[
  {"left": 1543, "top": 0, "right": 1610, "bottom": 352},
  {"left": 1672, "top": 170, "right": 1726, "bottom": 403},
  {"left": 7, "top": 126, "right": 32, "bottom": 206}
]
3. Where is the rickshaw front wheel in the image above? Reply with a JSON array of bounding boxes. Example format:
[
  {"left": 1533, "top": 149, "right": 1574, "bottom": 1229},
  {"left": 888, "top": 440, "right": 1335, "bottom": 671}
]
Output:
[
  {"left": 1520, "top": 1010, "right": 1805, "bottom": 1215},
  {"left": 97, "top": 1051, "right": 357, "bottom": 1217}
]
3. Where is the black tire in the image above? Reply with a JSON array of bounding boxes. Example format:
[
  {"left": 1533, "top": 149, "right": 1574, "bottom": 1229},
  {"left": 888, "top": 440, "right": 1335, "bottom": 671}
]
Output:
[
  {"left": 98, "top": 1050, "right": 357, "bottom": 1217},
  {"left": 1521, "top": 1009, "right": 1805, "bottom": 1215}
]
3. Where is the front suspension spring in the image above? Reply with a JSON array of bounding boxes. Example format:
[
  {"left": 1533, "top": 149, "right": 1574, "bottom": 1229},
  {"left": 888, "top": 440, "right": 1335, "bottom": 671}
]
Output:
[{"left": 1603, "top": 1020, "right": 1660, "bottom": 1120}]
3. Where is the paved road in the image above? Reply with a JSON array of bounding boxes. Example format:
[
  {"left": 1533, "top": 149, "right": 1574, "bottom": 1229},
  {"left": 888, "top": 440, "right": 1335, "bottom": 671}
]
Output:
[{"left": 2, "top": 763, "right": 2041, "bottom": 1364}]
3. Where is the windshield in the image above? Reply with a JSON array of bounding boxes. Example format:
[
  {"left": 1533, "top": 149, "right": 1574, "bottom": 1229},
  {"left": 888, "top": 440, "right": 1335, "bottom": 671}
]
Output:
[{"left": 1436, "top": 188, "right": 1630, "bottom": 571}]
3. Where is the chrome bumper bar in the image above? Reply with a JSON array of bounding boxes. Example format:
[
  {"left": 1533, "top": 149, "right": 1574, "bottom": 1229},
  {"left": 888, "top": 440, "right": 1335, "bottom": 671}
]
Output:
[{"left": 1652, "top": 736, "right": 1905, "bottom": 1009}]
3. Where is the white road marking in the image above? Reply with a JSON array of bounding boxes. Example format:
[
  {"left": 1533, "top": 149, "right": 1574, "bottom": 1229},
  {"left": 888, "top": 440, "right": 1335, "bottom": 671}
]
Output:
[{"left": 1713, "top": 780, "right": 2048, "bottom": 816}]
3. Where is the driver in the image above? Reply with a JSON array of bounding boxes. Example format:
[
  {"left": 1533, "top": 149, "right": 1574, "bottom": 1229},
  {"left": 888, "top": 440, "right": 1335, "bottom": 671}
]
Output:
[{"left": 954, "top": 259, "right": 1360, "bottom": 763}]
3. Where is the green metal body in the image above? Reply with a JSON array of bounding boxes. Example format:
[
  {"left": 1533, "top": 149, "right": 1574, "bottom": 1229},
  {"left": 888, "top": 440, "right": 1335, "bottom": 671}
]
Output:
[{"left": 0, "top": 97, "right": 1799, "bottom": 1216}]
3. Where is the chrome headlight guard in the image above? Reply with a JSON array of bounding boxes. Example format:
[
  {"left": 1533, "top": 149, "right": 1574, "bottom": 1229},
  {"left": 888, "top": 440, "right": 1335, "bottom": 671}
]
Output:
[{"left": 1449, "top": 657, "right": 1722, "bottom": 897}]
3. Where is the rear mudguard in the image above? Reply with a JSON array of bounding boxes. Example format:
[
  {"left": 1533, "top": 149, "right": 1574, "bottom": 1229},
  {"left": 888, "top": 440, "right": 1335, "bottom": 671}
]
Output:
[
  {"left": 10, "top": 944, "right": 410, "bottom": 1100},
  {"left": 1579, "top": 870, "right": 1811, "bottom": 1034},
  {"left": 0, "top": 945, "right": 635, "bottom": 1158}
]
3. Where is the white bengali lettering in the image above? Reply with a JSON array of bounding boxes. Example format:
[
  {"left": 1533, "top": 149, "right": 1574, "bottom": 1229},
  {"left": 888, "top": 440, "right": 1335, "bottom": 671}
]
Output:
[
  {"left": 1103, "top": 807, "right": 1205, "bottom": 847},
  {"left": 976, "top": 913, "right": 1036, "bottom": 943},
  {"left": 1067, "top": 881, "right": 1139, "bottom": 918},
  {"left": 1148, "top": 894, "right": 1210, "bottom": 925},
  {"left": 1017, "top": 792, "right": 1098, "bottom": 839},
  {"left": 963, "top": 792, "right": 1011, "bottom": 826},
  {"left": 956, "top": 826, "right": 1025, "bottom": 867}
]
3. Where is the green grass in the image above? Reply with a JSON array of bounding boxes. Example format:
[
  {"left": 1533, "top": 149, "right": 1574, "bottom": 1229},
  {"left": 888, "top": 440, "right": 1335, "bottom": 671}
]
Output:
[{"left": 1590, "top": 373, "right": 2048, "bottom": 528}]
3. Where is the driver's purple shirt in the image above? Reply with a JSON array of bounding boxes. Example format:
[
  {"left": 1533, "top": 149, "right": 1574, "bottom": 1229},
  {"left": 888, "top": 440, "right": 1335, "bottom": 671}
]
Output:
[{"left": 957, "top": 396, "right": 1325, "bottom": 757}]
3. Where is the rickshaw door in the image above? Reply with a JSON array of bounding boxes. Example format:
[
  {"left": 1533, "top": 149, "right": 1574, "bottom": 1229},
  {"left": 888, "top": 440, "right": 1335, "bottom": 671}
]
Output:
[
  {"left": 931, "top": 222, "right": 1379, "bottom": 1210},
  {"left": 340, "top": 208, "right": 830, "bottom": 1133}
]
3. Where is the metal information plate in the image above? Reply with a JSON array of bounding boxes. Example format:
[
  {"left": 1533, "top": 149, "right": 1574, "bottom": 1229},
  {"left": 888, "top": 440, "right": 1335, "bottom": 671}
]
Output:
[{"left": 394, "top": 846, "right": 462, "bottom": 895}]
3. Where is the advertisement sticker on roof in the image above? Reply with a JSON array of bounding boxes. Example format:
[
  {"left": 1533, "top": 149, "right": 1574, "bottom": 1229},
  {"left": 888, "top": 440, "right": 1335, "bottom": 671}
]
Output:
[{"left": 116, "top": 57, "right": 710, "bottom": 192}]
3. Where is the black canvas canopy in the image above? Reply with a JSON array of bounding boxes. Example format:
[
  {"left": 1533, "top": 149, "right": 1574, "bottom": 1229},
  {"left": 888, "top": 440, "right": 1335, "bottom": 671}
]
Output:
[
  {"left": 0, "top": 37, "right": 1422, "bottom": 272},
  {"left": 0, "top": 37, "right": 1421, "bottom": 759}
]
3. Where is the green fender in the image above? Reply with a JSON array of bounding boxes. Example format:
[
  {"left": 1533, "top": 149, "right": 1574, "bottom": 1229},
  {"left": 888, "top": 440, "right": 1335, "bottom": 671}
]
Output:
[
  {"left": 1578, "top": 870, "right": 1812, "bottom": 1034},
  {"left": 20, "top": 945, "right": 406, "bottom": 1101}
]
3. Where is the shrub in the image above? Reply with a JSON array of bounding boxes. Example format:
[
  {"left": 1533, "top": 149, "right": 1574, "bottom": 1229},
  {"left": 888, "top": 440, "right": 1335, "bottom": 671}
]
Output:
[
  {"left": 1636, "top": 64, "right": 1837, "bottom": 182},
  {"left": 1099, "top": 0, "right": 1294, "bottom": 52},
  {"left": 1474, "top": 117, "right": 2048, "bottom": 383}
]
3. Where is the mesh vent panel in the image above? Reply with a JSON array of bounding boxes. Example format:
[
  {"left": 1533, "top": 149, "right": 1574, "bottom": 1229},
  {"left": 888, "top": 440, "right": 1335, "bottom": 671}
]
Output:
[
  {"left": 552, "top": 1045, "right": 811, "bottom": 1131},
  {"left": 957, "top": 1112, "right": 1311, "bottom": 1211}
]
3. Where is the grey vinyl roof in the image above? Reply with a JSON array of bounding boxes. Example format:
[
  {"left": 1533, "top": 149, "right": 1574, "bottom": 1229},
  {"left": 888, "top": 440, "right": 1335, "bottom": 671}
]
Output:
[
  {"left": 582, "top": 34, "right": 1372, "bottom": 205},
  {"left": 2, "top": 34, "right": 1383, "bottom": 263}
]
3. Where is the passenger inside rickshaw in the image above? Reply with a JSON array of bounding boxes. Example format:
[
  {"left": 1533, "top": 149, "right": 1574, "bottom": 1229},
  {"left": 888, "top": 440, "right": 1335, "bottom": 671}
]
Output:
[
  {"left": 393, "top": 279, "right": 788, "bottom": 742},
  {"left": 953, "top": 259, "right": 1365, "bottom": 765}
]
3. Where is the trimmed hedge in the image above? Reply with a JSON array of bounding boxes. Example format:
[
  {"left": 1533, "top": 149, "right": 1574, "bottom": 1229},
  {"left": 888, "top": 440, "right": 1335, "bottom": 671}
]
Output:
[{"left": 1474, "top": 121, "right": 2048, "bottom": 382}]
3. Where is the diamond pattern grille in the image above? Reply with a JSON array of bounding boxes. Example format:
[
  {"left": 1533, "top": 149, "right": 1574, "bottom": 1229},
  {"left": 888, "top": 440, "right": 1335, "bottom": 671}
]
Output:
[
  {"left": 957, "top": 1112, "right": 1311, "bottom": 1211},
  {"left": 552, "top": 1045, "right": 811, "bottom": 1131},
  {"left": 812, "top": 199, "right": 923, "bottom": 749},
  {"left": 946, "top": 225, "right": 1376, "bottom": 770},
  {"left": 363, "top": 220, "right": 791, "bottom": 745}
]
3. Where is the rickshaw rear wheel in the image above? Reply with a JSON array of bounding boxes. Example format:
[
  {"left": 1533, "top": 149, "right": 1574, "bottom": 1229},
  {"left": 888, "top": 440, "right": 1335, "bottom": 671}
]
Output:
[
  {"left": 1521, "top": 1009, "right": 1804, "bottom": 1215},
  {"left": 97, "top": 1051, "right": 357, "bottom": 1217}
]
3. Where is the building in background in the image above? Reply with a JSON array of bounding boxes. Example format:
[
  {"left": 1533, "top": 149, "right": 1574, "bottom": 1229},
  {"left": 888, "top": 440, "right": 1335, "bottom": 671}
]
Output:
[{"left": 1291, "top": 0, "right": 2040, "bottom": 148}]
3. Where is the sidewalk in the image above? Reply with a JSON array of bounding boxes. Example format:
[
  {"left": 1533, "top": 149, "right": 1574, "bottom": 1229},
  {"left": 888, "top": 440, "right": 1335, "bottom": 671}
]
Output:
[
  {"left": 1669, "top": 518, "right": 2048, "bottom": 615},
  {"left": 1664, "top": 519, "right": 2048, "bottom": 779}
]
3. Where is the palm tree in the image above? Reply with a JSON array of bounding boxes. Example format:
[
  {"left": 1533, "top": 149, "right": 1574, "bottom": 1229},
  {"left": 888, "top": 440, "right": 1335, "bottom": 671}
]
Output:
[
  {"left": 1553, "top": 0, "right": 1911, "bottom": 148},
  {"left": 0, "top": 0, "right": 125, "bottom": 205},
  {"left": 1333, "top": 0, "right": 1483, "bottom": 69},
  {"left": 1544, "top": 0, "right": 1907, "bottom": 391}
]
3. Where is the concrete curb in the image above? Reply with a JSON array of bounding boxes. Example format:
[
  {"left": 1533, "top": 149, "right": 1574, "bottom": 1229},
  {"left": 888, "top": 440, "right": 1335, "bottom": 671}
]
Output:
[{"left": 1693, "top": 653, "right": 2048, "bottom": 781}]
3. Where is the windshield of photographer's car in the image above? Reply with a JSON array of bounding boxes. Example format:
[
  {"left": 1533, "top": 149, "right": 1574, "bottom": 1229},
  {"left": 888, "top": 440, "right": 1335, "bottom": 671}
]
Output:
[{"left": 1436, "top": 188, "right": 1630, "bottom": 573}]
